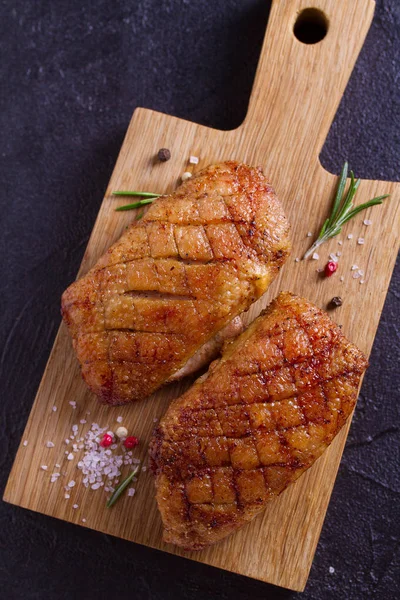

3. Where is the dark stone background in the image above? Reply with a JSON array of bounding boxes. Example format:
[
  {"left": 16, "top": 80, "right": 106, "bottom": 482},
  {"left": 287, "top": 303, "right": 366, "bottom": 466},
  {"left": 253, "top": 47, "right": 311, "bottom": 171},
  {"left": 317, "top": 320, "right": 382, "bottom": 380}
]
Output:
[{"left": 1, "top": 1, "right": 399, "bottom": 598}]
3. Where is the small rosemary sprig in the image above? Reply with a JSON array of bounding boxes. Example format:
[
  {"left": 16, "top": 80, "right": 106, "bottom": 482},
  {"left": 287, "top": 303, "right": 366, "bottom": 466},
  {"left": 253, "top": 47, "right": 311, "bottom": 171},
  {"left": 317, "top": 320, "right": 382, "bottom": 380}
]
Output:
[
  {"left": 303, "top": 162, "right": 389, "bottom": 259},
  {"left": 112, "top": 190, "right": 161, "bottom": 212},
  {"left": 106, "top": 465, "right": 139, "bottom": 508}
]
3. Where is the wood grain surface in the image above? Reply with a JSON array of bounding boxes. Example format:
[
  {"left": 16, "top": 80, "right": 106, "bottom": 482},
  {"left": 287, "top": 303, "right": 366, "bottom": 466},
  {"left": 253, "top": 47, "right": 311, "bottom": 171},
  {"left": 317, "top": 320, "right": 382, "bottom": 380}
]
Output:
[{"left": 4, "top": 0, "right": 399, "bottom": 592}]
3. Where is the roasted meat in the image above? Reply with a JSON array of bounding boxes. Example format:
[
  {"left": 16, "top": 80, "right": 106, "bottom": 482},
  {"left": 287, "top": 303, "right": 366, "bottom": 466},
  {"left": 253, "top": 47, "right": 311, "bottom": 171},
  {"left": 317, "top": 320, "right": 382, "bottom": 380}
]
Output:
[
  {"left": 61, "top": 162, "right": 290, "bottom": 405},
  {"left": 150, "top": 292, "right": 368, "bottom": 550}
]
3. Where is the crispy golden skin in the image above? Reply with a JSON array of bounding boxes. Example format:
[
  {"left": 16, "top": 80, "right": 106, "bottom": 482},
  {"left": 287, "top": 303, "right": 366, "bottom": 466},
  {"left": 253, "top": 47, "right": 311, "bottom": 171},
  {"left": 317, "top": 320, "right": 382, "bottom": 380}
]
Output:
[
  {"left": 61, "top": 162, "right": 290, "bottom": 405},
  {"left": 150, "top": 293, "right": 368, "bottom": 550}
]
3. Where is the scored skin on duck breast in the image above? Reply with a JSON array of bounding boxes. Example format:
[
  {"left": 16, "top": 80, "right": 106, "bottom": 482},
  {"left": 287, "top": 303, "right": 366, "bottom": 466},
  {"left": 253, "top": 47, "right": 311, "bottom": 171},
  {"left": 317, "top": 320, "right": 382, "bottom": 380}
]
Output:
[
  {"left": 61, "top": 162, "right": 290, "bottom": 405},
  {"left": 149, "top": 292, "right": 368, "bottom": 551}
]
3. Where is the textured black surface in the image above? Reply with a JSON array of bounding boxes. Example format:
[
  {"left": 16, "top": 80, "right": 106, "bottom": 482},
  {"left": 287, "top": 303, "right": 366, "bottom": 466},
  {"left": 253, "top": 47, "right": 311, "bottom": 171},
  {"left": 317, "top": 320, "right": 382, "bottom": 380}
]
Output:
[{"left": 1, "top": 0, "right": 399, "bottom": 598}]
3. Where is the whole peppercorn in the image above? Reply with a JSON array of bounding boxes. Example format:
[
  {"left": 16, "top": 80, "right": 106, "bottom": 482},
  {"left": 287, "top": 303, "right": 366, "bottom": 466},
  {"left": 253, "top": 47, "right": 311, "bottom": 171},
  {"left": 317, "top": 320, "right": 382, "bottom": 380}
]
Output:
[
  {"left": 329, "top": 296, "right": 343, "bottom": 309},
  {"left": 157, "top": 148, "right": 171, "bottom": 162},
  {"left": 324, "top": 261, "right": 338, "bottom": 277},
  {"left": 124, "top": 436, "right": 139, "bottom": 450},
  {"left": 100, "top": 433, "right": 113, "bottom": 448}
]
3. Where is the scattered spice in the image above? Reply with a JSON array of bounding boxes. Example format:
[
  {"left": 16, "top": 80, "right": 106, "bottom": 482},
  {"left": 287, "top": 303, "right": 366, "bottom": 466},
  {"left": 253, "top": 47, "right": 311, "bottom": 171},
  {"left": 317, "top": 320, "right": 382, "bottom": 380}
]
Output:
[
  {"left": 116, "top": 426, "right": 128, "bottom": 439},
  {"left": 303, "top": 162, "right": 389, "bottom": 259},
  {"left": 124, "top": 436, "right": 139, "bottom": 450},
  {"left": 157, "top": 148, "right": 171, "bottom": 162},
  {"left": 329, "top": 296, "right": 343, "bottom": 308},
  {"left": 100, "top": 433, "right": 114, "bottom": 448},
  {"left": 324, "top": 261, "right": 338, "bottom": 277}
]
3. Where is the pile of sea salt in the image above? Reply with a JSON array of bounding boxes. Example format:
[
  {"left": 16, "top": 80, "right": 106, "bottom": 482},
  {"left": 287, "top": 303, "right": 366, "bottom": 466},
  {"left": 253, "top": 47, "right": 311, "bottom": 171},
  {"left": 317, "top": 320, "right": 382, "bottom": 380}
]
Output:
[{"left": 70, "top": 423, "right": 139, "bottom": 494}]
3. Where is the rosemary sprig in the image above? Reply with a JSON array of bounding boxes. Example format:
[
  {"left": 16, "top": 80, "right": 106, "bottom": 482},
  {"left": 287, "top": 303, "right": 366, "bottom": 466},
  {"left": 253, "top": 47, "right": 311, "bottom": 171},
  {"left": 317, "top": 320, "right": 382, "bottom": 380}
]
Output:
[
  {"left": 303, "top": 162, "right": 389, "bottom": 259},
  {"left": 112, "top": 190, "right": 161, "bottom": 212},
  {"left": 106, "top": 466, "right": 140, "bottom": 508}
]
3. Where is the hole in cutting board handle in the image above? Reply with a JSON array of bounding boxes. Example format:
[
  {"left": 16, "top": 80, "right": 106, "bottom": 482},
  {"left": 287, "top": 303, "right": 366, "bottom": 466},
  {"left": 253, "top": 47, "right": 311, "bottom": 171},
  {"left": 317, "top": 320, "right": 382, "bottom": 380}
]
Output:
[{"left": 294, "top": 8, "right": 328, "bottom": 44}]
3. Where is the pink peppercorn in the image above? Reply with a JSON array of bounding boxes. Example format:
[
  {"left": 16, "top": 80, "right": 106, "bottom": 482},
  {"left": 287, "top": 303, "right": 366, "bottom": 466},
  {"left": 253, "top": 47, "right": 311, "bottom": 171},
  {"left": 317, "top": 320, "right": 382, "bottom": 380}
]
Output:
[
  {"left": 124, "top": 436, "right": 139, "bottom": 449},
  {"left": 100, "top": 433, "right": 113, "bottom": 448},
  {"left": 324, "top": 261, "right": 338, "bottom": 277}
]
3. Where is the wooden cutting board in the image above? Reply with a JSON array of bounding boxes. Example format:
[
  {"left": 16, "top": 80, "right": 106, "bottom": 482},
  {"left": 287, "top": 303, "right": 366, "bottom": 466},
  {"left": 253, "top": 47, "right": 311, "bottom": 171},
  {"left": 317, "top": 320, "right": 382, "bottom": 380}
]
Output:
[{"left": 4, "top": 0, "right": 399, "bottom": 592}]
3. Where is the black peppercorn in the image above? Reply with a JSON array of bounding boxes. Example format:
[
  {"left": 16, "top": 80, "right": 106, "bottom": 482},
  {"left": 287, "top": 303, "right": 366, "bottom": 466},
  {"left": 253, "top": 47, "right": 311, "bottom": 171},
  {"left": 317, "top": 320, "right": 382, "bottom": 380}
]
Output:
[
  {"left": 157, "top": 148, "right": 171, "bottom": 162},
  {"left": 329, "top": 296, "right": 343, "bottom": 309}
]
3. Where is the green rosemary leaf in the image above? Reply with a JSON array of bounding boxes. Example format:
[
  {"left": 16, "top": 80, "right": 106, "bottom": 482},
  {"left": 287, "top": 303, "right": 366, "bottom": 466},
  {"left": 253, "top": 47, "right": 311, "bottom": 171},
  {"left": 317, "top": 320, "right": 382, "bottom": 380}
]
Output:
[
  {"left": 112, "top": 191, "right": 160, "bottom": 198},
  {"left": 339, "top": 195, "right": 389, "bottom": 224},
  {"left": 115, "top": 198, "right": 155, "bottom": 211},
  {"left": 329, "top": 161, "right": 348, "bottom": 226},
  {"left": 317, "top": 218, "right": 330, "bottom": 240},
  {"left": 106, "top": 466, "right": 140, "bottom": 508},
  {"left": 135, "top": 211, "right": 144, "bottom": 220}
]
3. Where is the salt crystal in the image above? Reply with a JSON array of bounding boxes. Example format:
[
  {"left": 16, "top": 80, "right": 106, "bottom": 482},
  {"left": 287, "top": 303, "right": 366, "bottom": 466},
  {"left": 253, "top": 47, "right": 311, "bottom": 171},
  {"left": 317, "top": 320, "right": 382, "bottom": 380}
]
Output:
[
  {"left": 358, "top": 270, "right": 364, "bottom": 276},
  {"left": 141, "top": 466, "right": 147, "bottom": 472},
  {"left": 91, "top": 483, "right": 101, "bottom": 490},
  {"left": 357, "top": 238, "right": 365, "bottom": 245},
  {"left": 46, "top": 441, "right": 55, "bottom": 448},
  {"left": 189, "top": 155, "right": 199, "bottom": 164},
  {"left": 67, "top": 453, "right": 74, "bottom": 461},
  {"left": 347, "top": 234, "right": 353, "bottom": 239},
  {"left": 65, "top": 439, "right": 70, "bottom": 444},
  {"left": 82, "top": 518, "right": 87, "bottom": 523},
  {"left": 338, "top": 240, "right": 343, "bottom": 246},
  {"left": 351, "top": 265, "right": 359, "bottom": 271},
  {"left": 153, "top": 417, "right": 158, "bottom": 423},
  {"left": 295, "top": 258, "right": 300, "bottom": 262},
  {"left": 52, "top": 406, "right": 57, "bottom": 412},
  {"left": 41, "top": 465, "right": 48, "bottom": 471},
  {"left": 352, "top": 272, "right": 361, "bottom": 279},
  {"left": 127, "top": 488, "right": 136, "bottom": 497},
  {"left": 69, "top": 401, "right": 77, "bottom": 408},
  {"left": 329, "top": 566, "right": 335, "bottom": 574},
  {"left": 363, "top": 219, "right": 372, "bottom": 226},
  {"left": 329, "top": 253, "right": 338, "bottom": 262},
  {"left": 312, "top": 252, "right": 319, "bottom": 260},
  {"left": 360, "top": 280, "right": 365, "bottom": 284},
  {"left": 116, "top": 416, "right": 123, "bottom": 423},
  {"left": 72, "top": 504, "right": 79, "bottom": 509},
  {"left": 23, "top": 440, "right": 28, "bottom": 447},
  {"left": 307, "top": 232, "right": 312, "bottom": 237},
  {"left": 340, "top": 276, "right": 344, "bottom": 282},
  {"left": 55, "top": 463, "right": 61, "bottom": 468},
  {"left": 64, "top": 493, "right": 70, "bottom": 499},
  {"left": 80, "top": 419, "right": 87, "bottom": 424},
  {"left": 68, "top": 480, "right": 76, "bottom": 488},
  {"left": 72, "top": 425, "right": 78, "bottom": 433}
]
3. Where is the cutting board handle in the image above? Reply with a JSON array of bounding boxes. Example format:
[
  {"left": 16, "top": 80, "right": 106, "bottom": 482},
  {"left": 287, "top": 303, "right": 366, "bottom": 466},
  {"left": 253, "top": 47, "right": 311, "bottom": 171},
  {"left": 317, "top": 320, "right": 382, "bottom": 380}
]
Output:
[{"left": 243, "top": 0, "right": 375, "bottom": 169}]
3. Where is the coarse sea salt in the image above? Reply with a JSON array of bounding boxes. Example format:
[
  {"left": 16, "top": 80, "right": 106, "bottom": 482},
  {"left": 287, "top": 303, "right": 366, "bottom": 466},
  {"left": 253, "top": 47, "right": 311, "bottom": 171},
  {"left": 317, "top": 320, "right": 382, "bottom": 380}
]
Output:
[
  {"left": 357, "top": 238, "right": 365, "bottom": 245},
  {"left": 329, "top": 566, "right": 335, "bottom": 574},
  {"left": 23, "top": 440, "right": 28, "bottom": 447},
  {"left": 52, "top": 406, "right": 57, "bottom": 412},
  {"left": 41, "top": 465, "right": 48, "bottom": 471},
  {"left": 72, "top": 504, "right": 79, "bottom": 509},
  {"left": 347, "top": 234, "right": 353, "bottom": 239},
  {"left": 363, "top": 219, "right": 372, "bottom": 226},
  {"left": 127, "top": 488, "right": 136, "bottom": 497},
  {"left": 189, "top": 155, "right": 199, "bottom": 165},
  {"left": 46, "top": 441, "right": 55, "bottom": 448},
  {"left": 312, "top": 252, "right": 319, "bottom": 260},
  {"left": 69, "top": 401, "right": 77, "bottom": 409},
  {"left": 307, "top": 232, "right": 312, "bottom": 237},
  {"left": 329, "top": 253, "right": 338, "bottom": 263},
  {"left": 295, "top": 257, "right": 300, "bottom": 262},
  {"left": 67, "top": 453, "right": 74, "bottom": 461},
  {"left": 116, "top": 416, "right": 123, "bottom": 423},
  {"left": 351, "top": 265, "right": 359, "bottom": 271},
  {"left": 75, "top": 422, "right": 140, "bottom": 493}
]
